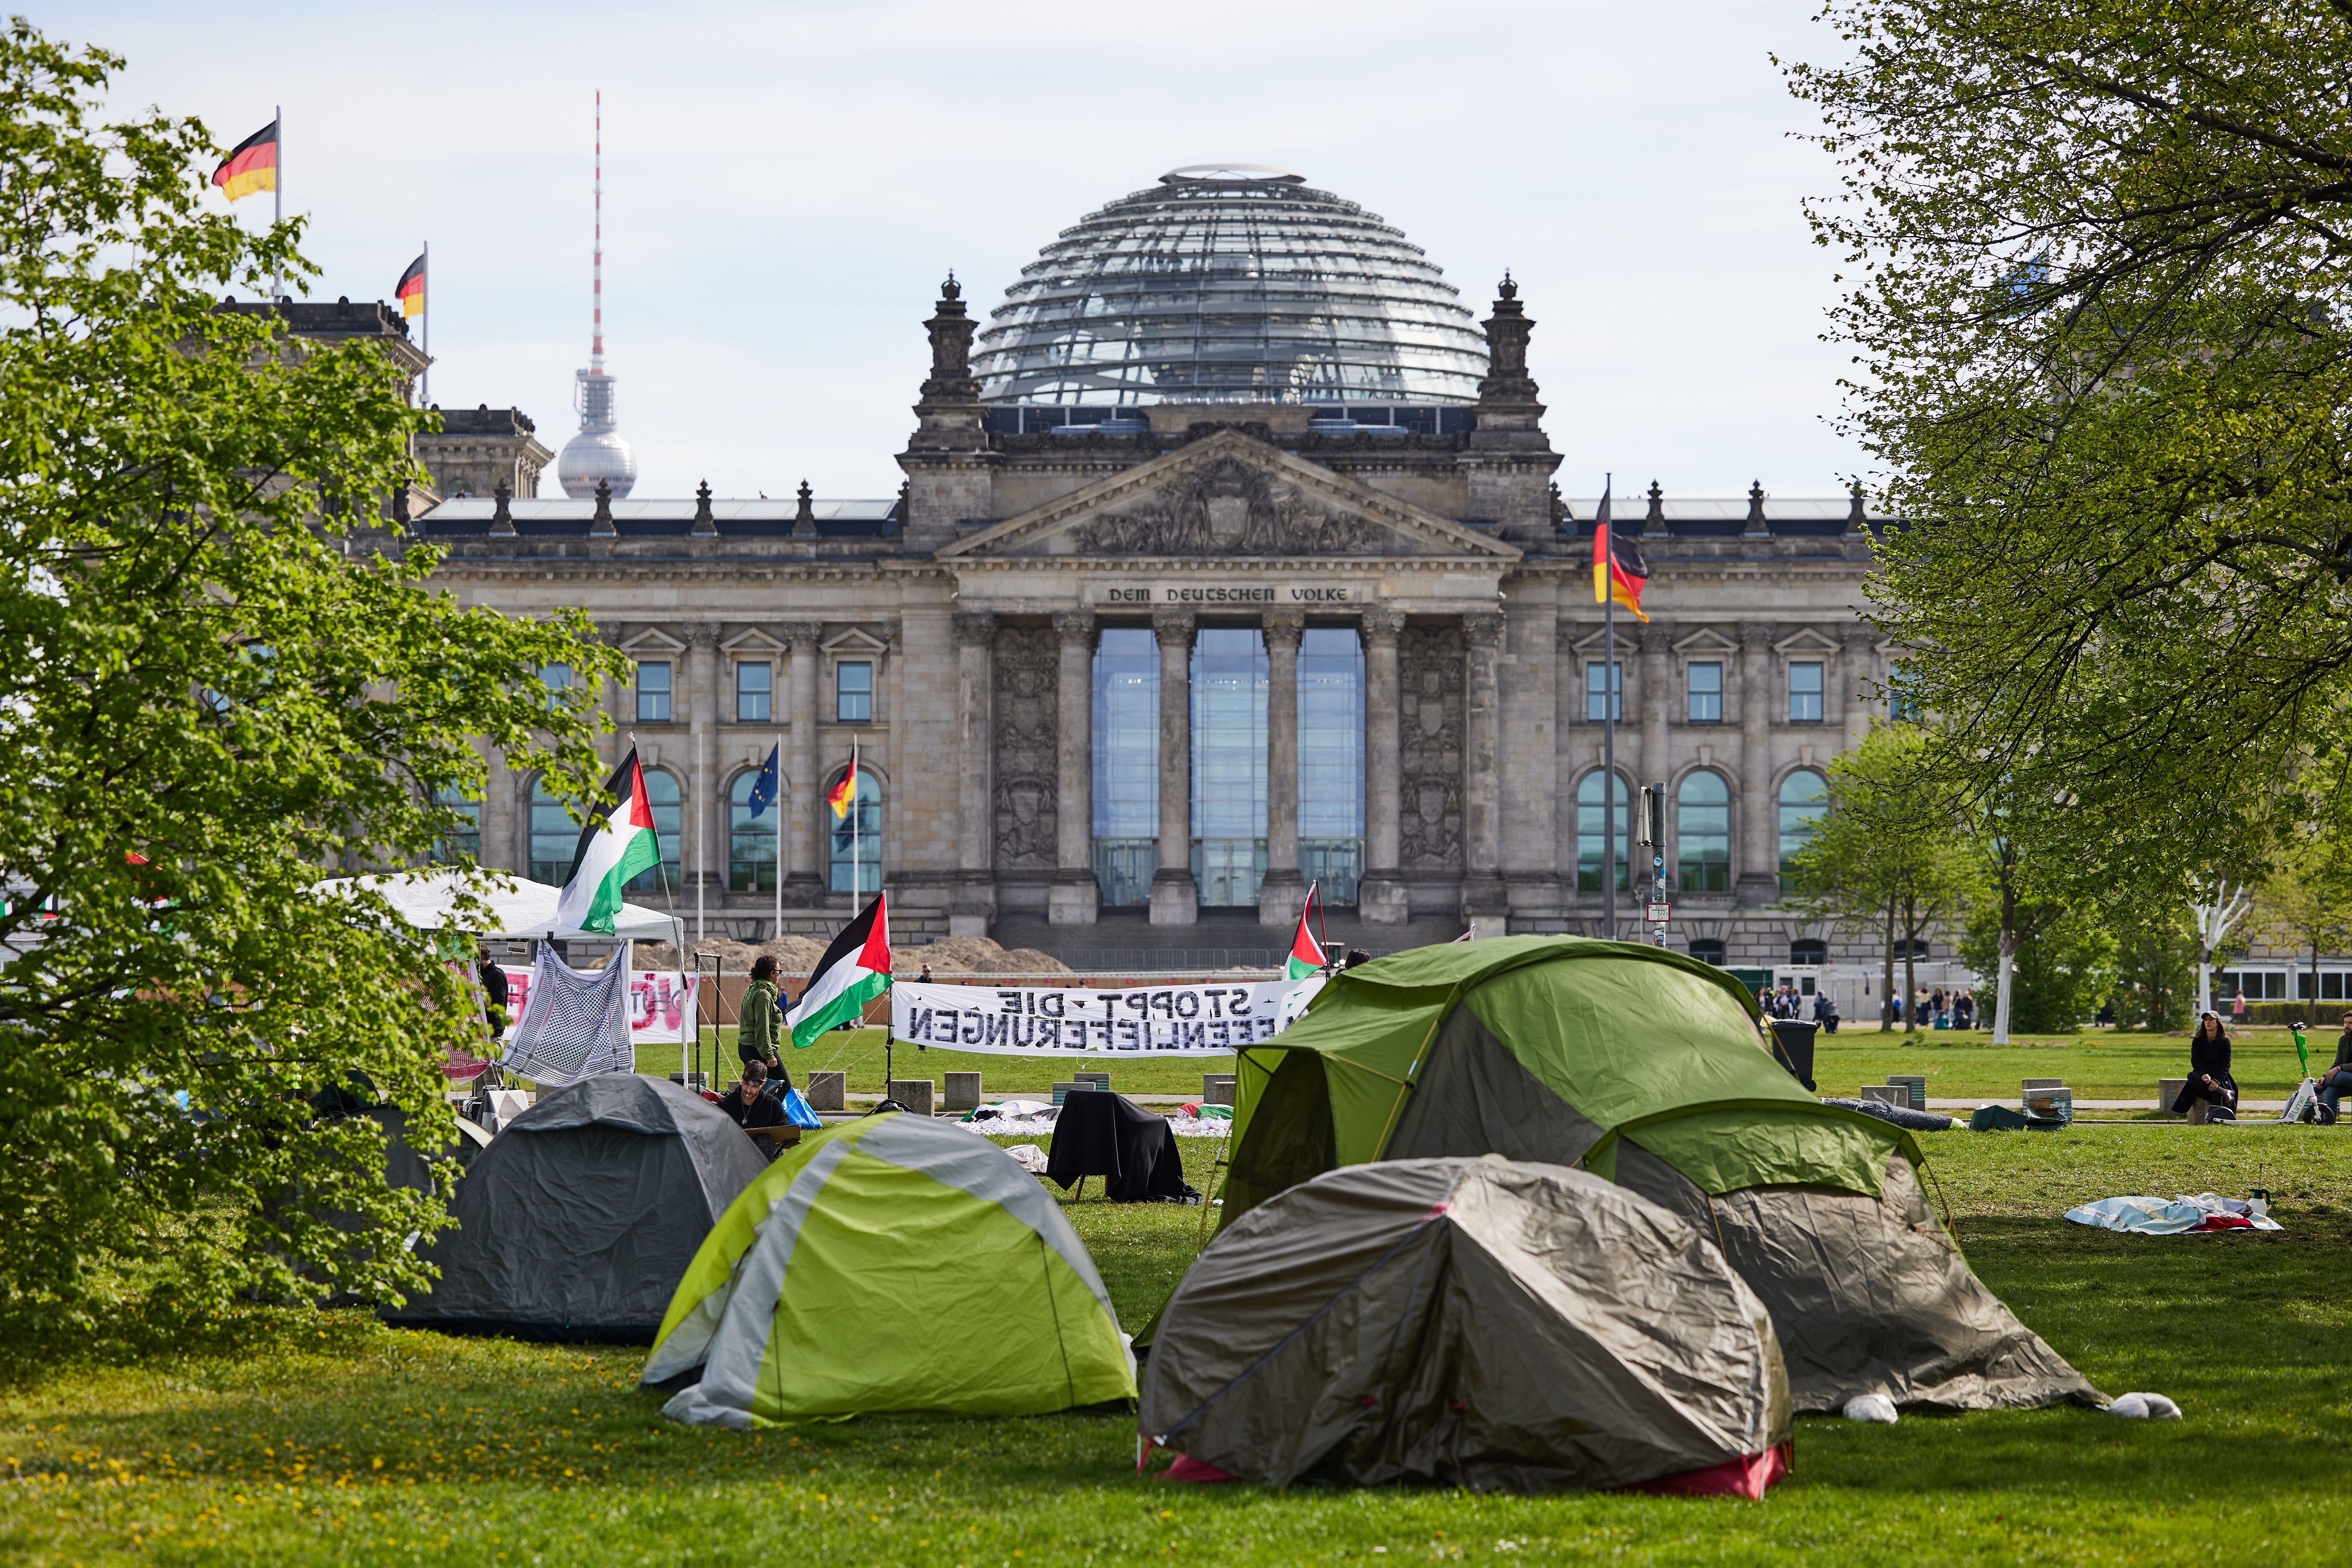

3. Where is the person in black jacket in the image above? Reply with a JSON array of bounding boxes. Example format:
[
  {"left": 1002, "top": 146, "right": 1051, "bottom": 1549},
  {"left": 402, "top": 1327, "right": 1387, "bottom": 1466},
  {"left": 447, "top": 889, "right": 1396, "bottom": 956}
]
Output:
[
  {"left": 718, "top": 1061, "right": 786, "bottom": 1130},
  {"left": 2171, "top": 1012, "right": 2239, "bottom": 1119},
  {"left": 2315, "top": 1010, "right": 2352, "bottom": 1125},
  {"left": 477, "top": 950, "right": 510, "bottom": 1041}
]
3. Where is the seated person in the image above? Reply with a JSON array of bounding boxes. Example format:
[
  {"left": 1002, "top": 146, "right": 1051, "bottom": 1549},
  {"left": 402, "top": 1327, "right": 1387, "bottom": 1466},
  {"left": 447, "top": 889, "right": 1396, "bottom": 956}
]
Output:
[
  {"left": 2171, "top": 1012, "right": 2239, "bottom": 1119},
  {"left": 2317, "top": 1011, "right": 2352, "bottom": 1125},
  {"left": 718, "top": 1061, "right": 786, "bottom": 1131}
]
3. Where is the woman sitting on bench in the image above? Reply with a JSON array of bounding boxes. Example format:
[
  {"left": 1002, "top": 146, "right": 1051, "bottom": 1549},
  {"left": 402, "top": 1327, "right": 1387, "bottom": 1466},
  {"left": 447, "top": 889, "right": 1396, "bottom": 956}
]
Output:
[{"left": 2171, "top": 1012, "right": 2239, "bottom": 1121}]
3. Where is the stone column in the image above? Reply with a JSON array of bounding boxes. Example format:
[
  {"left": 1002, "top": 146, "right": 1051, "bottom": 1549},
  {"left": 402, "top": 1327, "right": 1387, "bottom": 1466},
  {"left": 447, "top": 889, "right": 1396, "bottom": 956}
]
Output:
[
  {"left": 1840, "top": 626, "right": 1877, "bottom": 745},
  {"left": 1637, "top": 621, "right": 1673, "bottom": 802},
  {"left": 486, "top": 747, "right": 520, "bottom": 874},
  {"left": 1257, "top": 609, "right": 1307, "bottom": 929},
  {"left": 1735, "top": 620, "right": 1778, "bottom": 904},
  {"left": 1501, "top": 598, "right": 1559, "bottom": 915},
  {"left": 952, "top": 610, "right": 997, "bottom": 934},
  {"left": 780, "top": 621, "right": 825, "bottom": 905},
  {"left": 1049, "top": 611, "right": 1099, "bottom": 926},
  {"left": 685, "top": 623, "right": 720, "bottom": 908},
  {"left": 1357, "top": 607, "right": 1409, "bottom": 925},
  {"left": 1149, "top": 609, "right": 1197, "bottom": 926},
  {"left": 1461, "top": 610, "right": 1508, "bottom": 935}
]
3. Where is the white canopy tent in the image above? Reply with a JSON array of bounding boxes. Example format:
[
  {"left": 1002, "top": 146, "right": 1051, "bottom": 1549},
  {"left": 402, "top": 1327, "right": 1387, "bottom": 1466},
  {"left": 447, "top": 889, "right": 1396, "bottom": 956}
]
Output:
[{"left": 315, "top": 868, "right": 680, "bottom": 943}]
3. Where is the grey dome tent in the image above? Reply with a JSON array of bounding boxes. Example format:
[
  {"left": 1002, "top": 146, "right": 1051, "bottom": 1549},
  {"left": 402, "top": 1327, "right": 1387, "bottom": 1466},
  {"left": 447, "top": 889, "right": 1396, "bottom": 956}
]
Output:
[
  {"left": 1143, "top": 1157, "right": 1792, "bottom": 1495},
  {"left": 386, "top": 1074, "right": 766, "bottom": 1343},
  {"left": 1203, "top": 937, "right": 2099, "bottom": 1414}
]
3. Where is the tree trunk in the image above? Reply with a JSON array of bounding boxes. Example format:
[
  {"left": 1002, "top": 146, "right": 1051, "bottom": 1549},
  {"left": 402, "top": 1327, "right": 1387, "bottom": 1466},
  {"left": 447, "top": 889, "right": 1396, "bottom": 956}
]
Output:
[
  {"left": 1880, "top": 892, "right": 1898, "bottom": 1032},
  {"left": 1992, "top": 866, "right": 2017, "bottom": 1045},
  {"left": 1902, "top": 894, "right": 1918, "bottom": 1035},
  {"left": 1993, "top": 928, "right": 2016, "bottom": 1044}
]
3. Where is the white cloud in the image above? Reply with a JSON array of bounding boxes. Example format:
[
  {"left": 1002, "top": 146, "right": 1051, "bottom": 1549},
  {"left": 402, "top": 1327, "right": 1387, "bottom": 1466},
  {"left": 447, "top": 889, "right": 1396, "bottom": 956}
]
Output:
[{"left": 77, "top": 0, "right": 1863, "bottom": 499}]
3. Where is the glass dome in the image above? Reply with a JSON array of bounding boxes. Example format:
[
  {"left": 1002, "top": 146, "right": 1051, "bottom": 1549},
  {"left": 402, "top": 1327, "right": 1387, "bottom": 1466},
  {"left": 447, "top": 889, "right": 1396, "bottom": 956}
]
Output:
[{"left": 972, "top": 166, "right": 1488, "bottom": 407}]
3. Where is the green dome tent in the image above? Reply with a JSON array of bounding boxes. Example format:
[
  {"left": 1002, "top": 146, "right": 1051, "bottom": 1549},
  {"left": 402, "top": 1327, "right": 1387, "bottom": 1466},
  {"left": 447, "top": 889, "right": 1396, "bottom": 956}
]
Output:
[
  {"left": 643, "top": 1112, "right": 1136, "bottom": 1427},
  {"left": 1209, "top": 937, "right": 2098, "bottom": 1414}
]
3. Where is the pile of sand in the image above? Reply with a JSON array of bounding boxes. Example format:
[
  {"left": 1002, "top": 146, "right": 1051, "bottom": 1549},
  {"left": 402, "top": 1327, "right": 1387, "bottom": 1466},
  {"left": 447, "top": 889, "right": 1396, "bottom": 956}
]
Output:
[{"left": 622, "top": 934, "right": 1070, "bottom": 976}]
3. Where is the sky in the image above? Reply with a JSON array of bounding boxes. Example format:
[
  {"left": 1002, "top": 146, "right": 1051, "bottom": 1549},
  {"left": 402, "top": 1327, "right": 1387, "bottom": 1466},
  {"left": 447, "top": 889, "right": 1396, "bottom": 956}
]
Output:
[{"left": 69, "top": 0, "right": 1865, "bottom": 502}]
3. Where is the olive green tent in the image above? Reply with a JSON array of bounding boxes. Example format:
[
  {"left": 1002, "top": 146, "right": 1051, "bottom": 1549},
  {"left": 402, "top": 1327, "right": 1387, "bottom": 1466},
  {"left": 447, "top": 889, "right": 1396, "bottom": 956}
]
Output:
[
  {"left": 1212, "top": 936, "right": 2098, "bottom": 1414},
  {"left": 643, "top": 1112, "right": 1135, "bottom": 1427}
]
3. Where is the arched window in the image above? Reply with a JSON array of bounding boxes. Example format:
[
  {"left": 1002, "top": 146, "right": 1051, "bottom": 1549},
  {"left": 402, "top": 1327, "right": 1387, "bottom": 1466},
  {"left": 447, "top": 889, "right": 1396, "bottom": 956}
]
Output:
[
  {"left": 1676, "top": 771, "right": 1731, "bottom": 893},
  {"left": 1789, "top": 938, "right": 1828, "bottom": 967},
  {"left": 432, "top": 785, "right": 481, "bottom": 864},
  {"left": 1687, "top": 938, "right": 1726, "bottom": 966},
  {"left": 528, "top": 779, "right": 574, "bottom": 885},
  {"left": 729, "top": 770, "right": 777, "bottom": 893},
  {"left": 828, "top": 770, "right": 882, "bottom": 894},
  {"left": 1575, "top": 771, "right": 1629, "bottom": 893},
  {"left": 1777, "top": 769, "right": 1829, "bottom": 889},
  {"left": 628, "top": 769, "right": 682, "bottom": 894}
]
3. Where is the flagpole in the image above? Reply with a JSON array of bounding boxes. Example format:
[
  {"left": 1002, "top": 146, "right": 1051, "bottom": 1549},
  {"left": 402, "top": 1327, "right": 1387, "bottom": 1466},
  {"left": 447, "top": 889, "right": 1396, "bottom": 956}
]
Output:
[
  {"left": 271, "top": 104, "right": 282, "bottom": 303},
  {"left": 773, "top": 731, "right": 784, "bottom": 943},
  {"left": 850, "top": 736, "right": 861, "bottom": 905},
  {"left": 420, "top": 238, "right": 429, "bottom": 409},
  {"left": 1602, "top": 472, "right": 1618, "bottom": 942}
]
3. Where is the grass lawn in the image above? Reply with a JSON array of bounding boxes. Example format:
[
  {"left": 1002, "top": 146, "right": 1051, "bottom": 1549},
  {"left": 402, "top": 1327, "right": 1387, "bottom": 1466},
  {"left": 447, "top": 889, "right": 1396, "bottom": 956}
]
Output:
[
  {"left": 649, "top": 1024, "right": 2327, "bottom": 1107},
  {"left": 8, "top": 1126, "right": 2352, "bottom": 1564}
]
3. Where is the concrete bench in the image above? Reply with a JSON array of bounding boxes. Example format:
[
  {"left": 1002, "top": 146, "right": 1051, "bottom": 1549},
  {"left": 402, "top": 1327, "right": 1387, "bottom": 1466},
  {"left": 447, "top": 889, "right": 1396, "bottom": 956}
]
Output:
[
  {"left": 2159, "top": 1078, "right": 2187, "bottom": 1119},
  {"left": 888, "top": 1078, "right": 936, "bottom": 1117},
  {"left": 1203, "top": 1073, "right": 1239, "bottom": 1106},
  {"left": 944, "top": 1071, "right": 983, "bottom": 1112},
  {"left": 805, "top": 1070, "right": 846, "bottom": 1113}
]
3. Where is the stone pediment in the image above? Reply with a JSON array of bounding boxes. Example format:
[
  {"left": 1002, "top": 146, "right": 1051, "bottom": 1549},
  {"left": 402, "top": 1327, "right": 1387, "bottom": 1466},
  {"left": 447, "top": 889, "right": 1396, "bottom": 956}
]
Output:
[{"left": 937, "top": 430, "right": 1519, "bottom": 561}]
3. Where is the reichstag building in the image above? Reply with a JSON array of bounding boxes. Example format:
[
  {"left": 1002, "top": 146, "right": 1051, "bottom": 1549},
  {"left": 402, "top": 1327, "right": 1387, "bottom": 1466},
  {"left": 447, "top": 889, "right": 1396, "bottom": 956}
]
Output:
[{"left": 387, "top": 164, "right": 1906, "bottom": 987}]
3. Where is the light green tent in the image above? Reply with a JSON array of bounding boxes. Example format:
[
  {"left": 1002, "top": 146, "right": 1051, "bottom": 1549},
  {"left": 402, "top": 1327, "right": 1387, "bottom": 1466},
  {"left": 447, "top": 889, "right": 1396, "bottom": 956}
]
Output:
[
  {"left": 642, "top": 1111, "right": 1136, "bottom": 1427},
  {"left": 1210, "top": 936, "right": 2098, "bottom": 1414}
]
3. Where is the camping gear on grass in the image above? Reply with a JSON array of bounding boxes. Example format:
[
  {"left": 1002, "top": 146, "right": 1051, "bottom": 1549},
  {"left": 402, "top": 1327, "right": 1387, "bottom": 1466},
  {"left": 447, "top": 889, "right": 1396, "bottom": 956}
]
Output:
[
  {"left": 1207, "top": 936, "right": 2099, "bottom": 1414},
  {"left": 1047, "top": 1090, "right": 1197, "bottom": 1202},
  {"left": 2065, "top": 1194, "right": 2283, "bottom": 1234},
  {"left": 1142, "top": 1156, "right": 1791, "bottom": 1495},
  {"left": 643, "top": 1112, "right": 1133, "bottom": 1426},
  {"left": 384, "top": 1074, "right": 765, "bottom": 1342}
]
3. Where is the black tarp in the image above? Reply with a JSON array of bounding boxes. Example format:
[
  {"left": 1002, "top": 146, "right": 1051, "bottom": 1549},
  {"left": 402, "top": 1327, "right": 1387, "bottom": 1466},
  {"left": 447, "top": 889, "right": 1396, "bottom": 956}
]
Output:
[
  {"left": 1046, "top": 1090, "right": 1195, "bottom": 1202},
  {"left": 384, "top": 1074, "right": 766, "bottom": 1342}
]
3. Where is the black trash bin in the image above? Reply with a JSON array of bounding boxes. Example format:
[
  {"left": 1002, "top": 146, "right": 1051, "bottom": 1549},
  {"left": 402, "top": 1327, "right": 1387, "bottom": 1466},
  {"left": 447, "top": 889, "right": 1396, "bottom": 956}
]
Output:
[{"left": 1767, "top": 1020, "right": 1819, "bottom": 1092}]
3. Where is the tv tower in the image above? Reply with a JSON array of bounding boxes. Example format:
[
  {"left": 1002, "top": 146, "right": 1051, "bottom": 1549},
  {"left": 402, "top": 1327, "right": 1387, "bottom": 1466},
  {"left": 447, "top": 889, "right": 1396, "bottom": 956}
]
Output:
[{"left": 555, "top": 89, "right": 638, "bottom": 500}]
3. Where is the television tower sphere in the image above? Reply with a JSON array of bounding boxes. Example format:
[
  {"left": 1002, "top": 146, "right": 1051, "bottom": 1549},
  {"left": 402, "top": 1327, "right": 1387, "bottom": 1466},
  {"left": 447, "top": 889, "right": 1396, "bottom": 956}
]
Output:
[{"left": 556, "top": 369, "right": 637, "bottom": 499}]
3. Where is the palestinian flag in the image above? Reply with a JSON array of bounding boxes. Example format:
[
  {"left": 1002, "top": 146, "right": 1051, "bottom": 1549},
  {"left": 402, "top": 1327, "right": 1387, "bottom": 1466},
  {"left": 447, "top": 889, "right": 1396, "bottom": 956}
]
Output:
[
  {"left": 787, "top": 894, "right": 890, "bottom": 1047},
  {"left": 396, "top": 253, "right": 426, "bottom": 318},
  {"left": 1592, "top": 490, "right": 1650, "bottom": 622},
  {"left": 554, "top": 750, "right": 662, "bottom": 934},
  {"left": 212, "top": 120, "right": 279, "bottom": 202},
  {"left": 1285, "top": 882, "right": 1326, "bottom": 980}
]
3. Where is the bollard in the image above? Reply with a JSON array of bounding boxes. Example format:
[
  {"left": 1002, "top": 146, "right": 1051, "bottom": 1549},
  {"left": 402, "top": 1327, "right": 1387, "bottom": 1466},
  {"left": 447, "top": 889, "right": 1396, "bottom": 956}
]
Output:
[
  {"left": 1202, "top": 1073, "right": 1238, "bottom": 1106},
  {"left": 944, "top": 1072, "right": 983, "bottom": 1112},
  {"left": 888, "top": 1078, "right": 936, "bottom": 1118},
  {"left": 805, "top": 1071, "right": 846, "bottom": 1113}
]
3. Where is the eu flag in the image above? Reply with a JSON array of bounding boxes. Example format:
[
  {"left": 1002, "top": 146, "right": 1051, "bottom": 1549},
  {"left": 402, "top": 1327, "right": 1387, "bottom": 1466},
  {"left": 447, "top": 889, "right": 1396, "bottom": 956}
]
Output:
[{"left": 746, "top": 743, "right": 781, "bottom": 819}]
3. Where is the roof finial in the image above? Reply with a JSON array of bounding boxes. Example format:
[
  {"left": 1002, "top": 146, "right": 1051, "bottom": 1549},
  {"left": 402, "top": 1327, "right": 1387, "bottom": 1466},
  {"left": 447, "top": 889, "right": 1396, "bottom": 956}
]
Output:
[
  {"left": 940, "top": 270, "right": 961, "bottom": 302},
  {"left": 1498, "top": 270, "right": 1517, "bottom": 301}
]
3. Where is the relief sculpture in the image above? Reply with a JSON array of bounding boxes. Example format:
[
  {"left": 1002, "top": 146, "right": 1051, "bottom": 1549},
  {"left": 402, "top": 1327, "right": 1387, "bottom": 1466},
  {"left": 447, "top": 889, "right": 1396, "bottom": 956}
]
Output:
[
  {"left": 991, "top": 626, "right": 1059, "bottom": 870},
  {"left": 1397, "top": 621, "right": 1464, "bottom": 871},
  {"left": 1072, "top": 456, "right": 1385, "bottom": 555}
]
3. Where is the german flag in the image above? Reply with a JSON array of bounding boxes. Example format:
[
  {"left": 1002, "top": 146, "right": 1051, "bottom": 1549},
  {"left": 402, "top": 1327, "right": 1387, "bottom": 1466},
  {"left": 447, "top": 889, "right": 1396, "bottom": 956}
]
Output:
[
  {"left": 395, "top": 254, "right": 425, "bottom": 318},
  {"left": 1591, "top": 490, "right": 1650, "bottom": 621},
  {"left": 211, "top": 120, "right": 278, "bottom": 202},
  {"left": 826, "top": 770, "right": 858, "bottom": 821}
]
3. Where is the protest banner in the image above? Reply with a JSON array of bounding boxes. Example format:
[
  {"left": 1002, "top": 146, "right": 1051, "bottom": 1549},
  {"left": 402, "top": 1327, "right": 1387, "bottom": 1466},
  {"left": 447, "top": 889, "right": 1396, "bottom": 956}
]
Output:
[
  {"left": 889, "top": 977, "right": 1320, "bottom": 1057},
  {"left": 500, "top": 965, "right": 700, "bottom": 1046}
]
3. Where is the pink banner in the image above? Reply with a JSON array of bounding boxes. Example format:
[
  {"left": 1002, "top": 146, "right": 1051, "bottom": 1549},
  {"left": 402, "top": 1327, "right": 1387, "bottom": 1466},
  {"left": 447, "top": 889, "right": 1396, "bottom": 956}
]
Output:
[{"left": 498, "top": 965, "right": 701, "bottom": 1046}]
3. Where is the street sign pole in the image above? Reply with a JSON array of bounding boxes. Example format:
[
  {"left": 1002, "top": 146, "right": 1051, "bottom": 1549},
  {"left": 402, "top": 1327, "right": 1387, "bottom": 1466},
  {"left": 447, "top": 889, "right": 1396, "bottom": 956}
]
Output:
[{"left": 1637, "top": 782, "right": 1669, "bottom": 947}]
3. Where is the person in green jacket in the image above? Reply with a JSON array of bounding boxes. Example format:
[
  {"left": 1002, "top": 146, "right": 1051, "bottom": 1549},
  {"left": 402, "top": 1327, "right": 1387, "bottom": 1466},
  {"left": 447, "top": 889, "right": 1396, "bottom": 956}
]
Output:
[{"left": 738, "top": 955, "right": 790, "bottom": 1093}]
